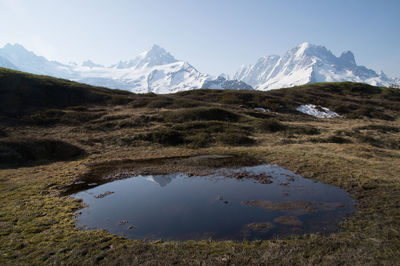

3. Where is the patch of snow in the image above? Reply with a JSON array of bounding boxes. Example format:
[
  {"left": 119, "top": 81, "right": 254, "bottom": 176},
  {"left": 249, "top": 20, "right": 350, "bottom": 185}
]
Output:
[
  {"left": 254, "top": 107, "right": 270, "bottom": 112},
  {"left": 296, "top": 104, "right": 340, "bottom": 118}
]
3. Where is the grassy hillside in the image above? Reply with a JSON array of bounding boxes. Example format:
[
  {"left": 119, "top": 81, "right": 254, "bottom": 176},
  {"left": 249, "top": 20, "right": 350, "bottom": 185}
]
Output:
[
  {"left": 2, "top": 67, "right": 400, "bottom": 121},
  {"left": 0, "top": 69, "right": 400, "bottom": 264},
  {"left": 0, "top": 67, "right": 133, "bottom": 118}
]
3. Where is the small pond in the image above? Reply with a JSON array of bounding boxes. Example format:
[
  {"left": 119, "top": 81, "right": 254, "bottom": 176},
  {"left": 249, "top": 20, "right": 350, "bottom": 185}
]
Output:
[{"left": 73, "top": 164, "right": 354, "bottom": 241}]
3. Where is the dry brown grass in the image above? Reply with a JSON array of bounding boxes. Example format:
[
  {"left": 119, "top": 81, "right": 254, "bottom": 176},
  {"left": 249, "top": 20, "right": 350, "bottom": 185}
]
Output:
[
  {"left": 1, "top": 74, "right": 400, "bottom": 264},
  {"left": 1, "top": 100, "right": 399, "bottom": 265}
]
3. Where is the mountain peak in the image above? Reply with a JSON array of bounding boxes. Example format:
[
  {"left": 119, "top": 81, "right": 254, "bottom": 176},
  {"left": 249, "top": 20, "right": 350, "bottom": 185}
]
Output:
[
  {"left": 1, "top": 43, "right": 32, "bottom": 55},
  {"left": 3, "top": 43, "right": 26, "bottom": 50},
  {"left": 143, "top": 44, "right": 177, "bottom": 64},
  {"left": 148, "top": 44, "right": 165, "bottom": 53},
  {"left": 339, "top": 50, "right": 356, "bottom": 66},
  {"left": 113, "top": 45, "right": 178, "bottom": 69},
  {"left": 293, "top": 42, "right": 329, "bottom": 54},
  {"left": 298, "top": 42, "right": 311, "bottom": 49},
  {"left": 129, "top": 44, "right": 178, "bottom": 69},
  {"left": 0, "top": 43, "right": 47, "bottom": 64},
  {"left": 234, "top": 42, "right": 396, "bottom": 90},
  {"left": 295, "top": 42, "right": 317, "bottom": 53}
]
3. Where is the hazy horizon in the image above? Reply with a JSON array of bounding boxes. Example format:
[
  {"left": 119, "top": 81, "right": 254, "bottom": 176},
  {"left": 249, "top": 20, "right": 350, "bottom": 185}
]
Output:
[{"left": 1, "top": 0, "right": 399, "bottom": 77}]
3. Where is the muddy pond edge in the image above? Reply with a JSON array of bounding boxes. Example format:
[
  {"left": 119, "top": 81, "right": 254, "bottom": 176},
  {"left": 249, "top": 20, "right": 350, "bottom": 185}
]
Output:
[{"left": 1, "top": 146, "right": 399, "bottom": 265}]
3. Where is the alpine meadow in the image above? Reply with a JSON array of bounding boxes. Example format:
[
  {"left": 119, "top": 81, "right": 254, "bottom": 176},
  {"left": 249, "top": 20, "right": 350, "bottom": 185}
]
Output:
[{"left": 1, "top": 0, "right": 400, "bottom": 265}]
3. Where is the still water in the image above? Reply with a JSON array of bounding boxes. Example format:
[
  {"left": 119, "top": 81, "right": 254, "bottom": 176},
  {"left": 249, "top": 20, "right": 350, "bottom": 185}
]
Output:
[{"left": 73, "top": 165, "right": 354, "bottom": 241}]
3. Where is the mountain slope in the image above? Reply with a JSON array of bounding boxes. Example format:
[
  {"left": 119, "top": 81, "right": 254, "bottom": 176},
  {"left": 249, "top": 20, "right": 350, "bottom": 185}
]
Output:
[
  {"left": 0, "top": 67, "right": 132, "bottom": 117},
  {"left": 0, "top": 56, "right": 18, "bottom": 70},
  {"left": 0, "top": 44, "right": 252, "bottom": 93},
  {"left": 0, "top": 43, "right": 77, "bottom": 79},
  {"left": 202, "top": 75, "right": 254, "bottom": 90},
  {"left": 234, "top": 42, "right": 398, "bottom": 90}
]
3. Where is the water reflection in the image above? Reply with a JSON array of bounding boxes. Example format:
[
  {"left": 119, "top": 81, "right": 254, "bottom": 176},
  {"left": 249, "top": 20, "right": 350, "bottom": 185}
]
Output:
[
  {"left": 73, "top": 165, "right": 354, "bottom": 241},
  {"left": 145, "top": 175, "right": 174, "bottom": 187}
]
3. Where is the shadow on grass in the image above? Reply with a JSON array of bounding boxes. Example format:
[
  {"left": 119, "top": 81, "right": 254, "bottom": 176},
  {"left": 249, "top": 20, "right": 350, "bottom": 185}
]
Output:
[{"left": 0, "top": 139, "right": 87, "bottom": 169}]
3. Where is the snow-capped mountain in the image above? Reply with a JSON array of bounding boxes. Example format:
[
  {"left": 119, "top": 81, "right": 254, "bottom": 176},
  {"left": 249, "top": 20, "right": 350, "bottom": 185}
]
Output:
[
  {"left": 234, "top": 42, "right": 398, "bottom": 90},
  {"left": 0, "top": 56, "right": 18, "bottom": 70},
  {"left": 0, "top": 43, "right": 252, "bottom": 93},
  {"left": 203, "top": 75, "right": 253, "bottom": 90},
  {"left": 74, "top": 45, "right": 211, "bottom": 94},
  {"left": 0, "top": 43, "right": 77, "bottom": 79}
]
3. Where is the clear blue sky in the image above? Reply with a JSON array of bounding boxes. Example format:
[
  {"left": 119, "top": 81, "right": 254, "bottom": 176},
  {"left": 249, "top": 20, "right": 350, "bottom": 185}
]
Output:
[{"left": 0, "top": 0, "right": 399, "bottom": 77}]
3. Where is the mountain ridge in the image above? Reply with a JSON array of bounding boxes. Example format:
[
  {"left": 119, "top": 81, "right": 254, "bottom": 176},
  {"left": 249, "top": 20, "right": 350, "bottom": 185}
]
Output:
[
  {"left": 0, "top": 43, "right": 252, "bottom": 93},
  {"left": 234, "top": 42, "right": 398, "bottom": 90},
  {"left": 0, "top": 42, "right": 398, "bottom": 93}
]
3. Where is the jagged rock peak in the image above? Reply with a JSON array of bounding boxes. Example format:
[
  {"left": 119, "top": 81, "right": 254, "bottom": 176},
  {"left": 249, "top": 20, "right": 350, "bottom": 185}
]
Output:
[
  {"left": 137, "top": 44, "right": 178, "bottom": 67},
  {"left": 114, "top": 44, "right": 178, "bottom": 69},
  {"left": 339, "top": 50, "right": 356, "bottom": 66}
]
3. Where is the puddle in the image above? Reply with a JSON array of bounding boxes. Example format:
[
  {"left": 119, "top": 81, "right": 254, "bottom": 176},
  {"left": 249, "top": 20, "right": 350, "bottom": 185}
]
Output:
[{"left": 73, "top": 164, "right": 354, "bottom": 241}]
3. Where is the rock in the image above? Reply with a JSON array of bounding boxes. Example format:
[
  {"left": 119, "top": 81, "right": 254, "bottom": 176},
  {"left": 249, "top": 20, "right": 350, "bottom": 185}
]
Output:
[{"left": 95, "top": 191, "right": 114, "bottom": 199}]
